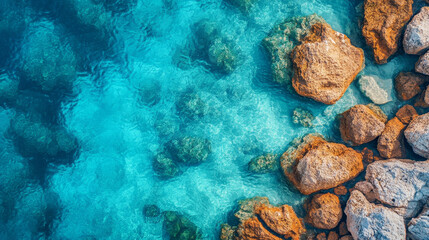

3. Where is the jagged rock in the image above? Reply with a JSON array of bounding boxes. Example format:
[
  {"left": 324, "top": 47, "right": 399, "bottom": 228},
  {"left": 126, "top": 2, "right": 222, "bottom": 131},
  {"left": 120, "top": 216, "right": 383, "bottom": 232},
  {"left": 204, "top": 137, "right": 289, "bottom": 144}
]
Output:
[
  {"left": 167, "top": 136, "right": 212, "bottom": 165},
  {"left": 334, "top": 185, "right": 348, "bottom": 196},
  {"left": 416, "top": 51, "right": 429, "bottom": 75},
  {"left": 362, "top": 0, "right": 413, "bottom": 64},
  {"left": 247, "top": 153, "right": 278, "bottom": 173},
  {"left": 263, "top": 14, "right": 325, "bottom": 88},
  {"left": 306, "top": 193, "right": 342, "bottom": 229},
  {"left": 358, "top": 75, "right": 390, "bottom": 104},
  {"left": 377, "top": 117, "right": 406, "bottom": 158},
  {"left": 220, "top": 224, "right": 236, "bottom": 240},
  {"left": 404, "top": 7, "right": 429, "bottom": 55},
  {"left": 405, "top": 112, "right": 429, "bottom": 158},
  {"left": 339, "top": 105, "right": 386, "bottom": 146},
  {"left": 361, "top": 147, "right": 374, "bottom": 163},
  {"left": 176, "top": 92, "right": 208, "bottom": 120},
  {"left": 415, "top": 85, "right": 429, "bottom": 108},
  {"left": 395, "top": 104, "right": 418, "bottom": 124},
  {"left": 292, "top": 23, "right": 364, "bottom": 104},
  {"left": 152, "top": 152, "right": 180, "bottom": 178},
  {"left": 281, "top": 134, "right": 363, "bottom": 195},
  {"left": 395, "top": 72, "right": 429, "bottom": 101},
  {"left": 352, "top": 181, "right": 376, "bottom": 203},
  {"left": 225, "top": 0, "right": 258, "bottom": 13},
  {"left": 408, "top": 206, "right": 429, "bottom": 240},
  {"left": 366, "top": 103, "right": 388, "bottom": 122},
  {"left": 292, "top": 108, "right": 314, "bottom": 127},
  {"left": 163, "top": 211, "right": 202, "bottom": 240},
  {"left": 345, "top": 190, "right": 406, "bottom": 240}
]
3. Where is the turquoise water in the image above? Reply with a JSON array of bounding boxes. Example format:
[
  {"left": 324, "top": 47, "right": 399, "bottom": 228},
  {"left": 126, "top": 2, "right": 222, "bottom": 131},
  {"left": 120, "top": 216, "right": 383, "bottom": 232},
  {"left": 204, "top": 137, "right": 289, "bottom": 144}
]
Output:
[{"left": 0, "top": 0, "right": 424, "bottom": 239}]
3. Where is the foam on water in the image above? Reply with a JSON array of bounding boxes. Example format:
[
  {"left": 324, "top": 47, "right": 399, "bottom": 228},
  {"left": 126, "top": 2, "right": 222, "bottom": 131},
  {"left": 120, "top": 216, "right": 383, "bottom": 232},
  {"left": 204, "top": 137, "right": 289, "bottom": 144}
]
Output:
[{"left": 0, "top": 0, "right": 422, "bottom": 239}]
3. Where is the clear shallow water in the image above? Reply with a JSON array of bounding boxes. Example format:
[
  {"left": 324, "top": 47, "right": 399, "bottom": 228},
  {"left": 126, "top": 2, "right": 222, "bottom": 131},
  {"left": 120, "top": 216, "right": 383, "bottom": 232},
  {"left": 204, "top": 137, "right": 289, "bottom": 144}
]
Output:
[{"left": 0, "top": 0, "right": 424, "bottom": 239}]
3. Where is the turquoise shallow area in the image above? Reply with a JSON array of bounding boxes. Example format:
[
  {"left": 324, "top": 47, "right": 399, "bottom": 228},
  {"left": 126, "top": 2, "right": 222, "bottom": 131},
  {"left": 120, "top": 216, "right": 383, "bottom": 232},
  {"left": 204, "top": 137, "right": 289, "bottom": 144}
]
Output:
[{"left": 0, "top": 0, "right": 424, "bottom": 239}]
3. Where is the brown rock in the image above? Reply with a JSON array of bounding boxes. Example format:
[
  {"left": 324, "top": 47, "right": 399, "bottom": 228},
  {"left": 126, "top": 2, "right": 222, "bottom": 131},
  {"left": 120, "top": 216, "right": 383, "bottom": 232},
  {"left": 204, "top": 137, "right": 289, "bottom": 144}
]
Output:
[
  {"left": 306, "top": 193, "right": 343, "bottom": 229},
  {"left": 362, "top": 0, "right": 413, "bottom": 64},
  {"left": 340, "top": 105, "right": 386, "bottom": 146},
  {"left": 334, "top": 185, "right": 348, "bottom": 196},
  {"left": 220, "top": 224, "right": 236, "bottom": 240},
  {"left": 415, "top": 85, "right": 429, "bottom": 108},
  {"left": 316, "top": 232, "right": 327, "bottom": 240},
  {"left": 281, "top": 134, "right": 363, "bottom": 195},
  {"left": 377, "top": 117, "right": 406, "bottom": 158},
  {"left": 361, "top": 147, "right": 374, "bottom": 163},
  {"left": 395, "top": 105, "right": 418, "bottom": 124},
  {"left": 328, "top": 231, "right": 339, "bottom": 240},
  {"left": 395, "top": 72, "right": 429, "bottom": 101},
  {"left": 339, "top": 222, "right": 349, "bottom": 236},
  {"left": 339, "top": 236, "right": 353, "bottom": 240},
  {"left": 236, "top": 217, "right": 282, "bottom": 240},
  {"left": 352, "top": 181, "right": 376, "bottom": 202},
  {"left": 292, "top": 23, "right": 364, "bottom": 105}
]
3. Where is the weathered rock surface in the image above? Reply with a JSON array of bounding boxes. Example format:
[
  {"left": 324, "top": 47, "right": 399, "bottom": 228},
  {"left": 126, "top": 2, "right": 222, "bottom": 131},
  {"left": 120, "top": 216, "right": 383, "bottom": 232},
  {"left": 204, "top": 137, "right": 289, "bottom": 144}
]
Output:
[
  {"left": 358, "top": 75, "right": 390, "bottom": 104},
  {"left": 415, "top": 85, "right": 429, "bottom": 108},
  {"left": 408, "top": 206, "right": 429, "bottom": 240},
  {"left": 345, "top": 190, "right": 406, "bottom": 240},
  {"left": 405, "top": 113, "right": 429, "bottom": 158},
  {"left": 291, "top": 23, "right": 364, "bottom": 104},
  {"left": 395, "top": 104, "right": 418, "bottom": 124},
  {"left": 225, "top": 0, "right": 258, "bottom": 13},
  {"left": 167, "top": 136, "right": 212, "bottom": 165},
  {"left": 292, "top": 107, "right": 314, "bottom": 127},
  {"left": 339, "top": 105, "right": 386, "bottom": 146},
  {"left": 306, "top": 193, "right": 342, "bottom": 229},
  {"left": 247, "top": 153, "right": 278, "bottom": 173},
  {"left": 176, "top": 92, "right": 208, "bottom": 120},
  {"left": 163, "top": 211, "right": 202, "bottom": 240},
  {"left": 281, "top": 134, "right": 363, "bottom": 195},
  {"left": 395, "top": 72, "right": 429, "bottom": 101},
  {"left": 334, "top": 185, "right": 348, "bottom": 196},
  {"left": 152, "top": 152, "right": 180, "bottom": 179},
  {"left": 416, "top": 51, "right": 429, "bottom": 75},
  {"left": 362, "top": 0, "right": 413, "bottom": 64},
  {"left": 404, "top": 7, "right": 429, "bottom": 55},
  {"left": 377, "top": 117, "right": 406, "bottom": 158}
]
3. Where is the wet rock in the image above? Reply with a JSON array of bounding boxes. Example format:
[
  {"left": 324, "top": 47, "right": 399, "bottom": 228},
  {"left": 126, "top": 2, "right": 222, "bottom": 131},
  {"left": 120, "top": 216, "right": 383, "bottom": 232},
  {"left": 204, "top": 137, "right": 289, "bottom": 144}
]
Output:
[
  {"left": 415, "top": 85, "right": 429, "bottom": 108},
  {"left": 143, "top": 204, "right": 161, "bottom": 218},
  {"left": 262, "top": 14, "right": 325, "bottom": 88},
  {"left": 292, "top": 108, "right": 314, "bottom": 127},
  {"left": 176, "top": 92, "right": 208, "bottom": 120},
  {"left": 163, "top": 211, "right": 202, "bottom": 240},
  {"left": 334, "top": 185, "right": 348, "bottom": 196},
  {"left": 345, "top": 190, "right": 406, "bottom": 240},
  {"left": 395, "top": 104, "right": 418, "bottom": 124},
  {"left": 408, "top": 206, "right": 429, "bottom": 240},
  {"left": 358, "top": 75, "right": 390, "bottom": 104},
  {"left": 404, "top": 7, "right": 429, "bottom": 55},
  {"left": 208, "top": 37, "right": 240, "bottom": 74},
  {"left": 167, "top": 136, "right": 212, "bottom": 165},
  {"left": 377, "top": 117, "right": 406, "bottom": 158},
  {"left": 405, "top": 113, "right": 429, "bottom": 158},
  {"left": 339, "top": 105, "right": 386, "bottom": 146},
  {"left": 362, "top": 0, "right": 413, "bottom": 64},
  {"left": 306, "top": 193, "right": 342, "bottom": 229},
  {"left": 416, "top": 51, "right": 429, "bottom": 75},
  {"left": 247, "top": 153, "right": 278, "bottom": 173},
  {"left": 395, "top": 72, "right": 429, "bottom": 101},
  {"left": 225, "top": 0, "right": 258, "bottom": 13},
  {"left": 0, "top": 73, "right": 19, "bottom": 105},
  {"left": 281, "top": 134, "right": 363, "bottom": 195},
  {"left": 152, "top": 152, "right": 180, "bottom": 178},
  {"left": 292, "top": 23, "right": 364, "bottom": 104}
]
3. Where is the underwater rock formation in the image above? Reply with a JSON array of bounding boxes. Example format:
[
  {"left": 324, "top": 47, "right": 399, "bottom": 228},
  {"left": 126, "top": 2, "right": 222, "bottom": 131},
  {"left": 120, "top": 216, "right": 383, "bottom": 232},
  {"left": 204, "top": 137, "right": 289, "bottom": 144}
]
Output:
[
  {"left": 305, "top": 193, "right": 342, "bottom": 230},
  {"left": 408, "top": 205, "right": 429, "bottom": 240},
  {"left": 362, "top": 0, "right": 413, "bottom": 64},
  {"left": 339, "top": 104, "right": 386, "bottom": 146},
  {"left": 225, "top": 0, "right": 258, "bottom": 13},
  {"left": 291, "top": 23, "right": 364, "bottom": 104},
  {"left": 262, "top": 14, "right": 325, "bottom": 88},
  {"left": 247, "top": 153, "right": 278, "bottom": 173},
  {"left": 176, "top": 92, "right": 208, "bottom": 120},
  {"left": 345, "top": 190, "right": 406, "bottom": 240},
  {"left": 63, "top": 0, "right": 110, "bottom": 30},
  {"left": 280, "top": 134, "right": 363, "bottom": 195},
  {"left": 143, "top": 204, "right": 161, "bottom": 218},
  {"left": 395, "top": 72, "right": 429, "bottom": 100},
  {"left": 163, "top": 211, "right": 202, "bottom": 240},
  {"left": 395, "top": 104, "right": 418, "bottom": 124},
  {"left": 292, "top": 108, "right": 314, "bottom": 127},
  {"left": 167, "top": 136, "right": 212, "bottom": 165},
  {"left": 377, "top": 117, "right": 406, "bottom": 159},
  {"left": 404, "top": 7, "right": 429, "bottom": 55},
  {"left": 220, "top": 196, "right": 305, "bottom": 240},
  {"left": 404, "top": 112, "right": 429, "bottom": 158},
  {"left": 0, "top": 73, "right": 19, "bottom": 105},
  {"left": 416, "top": 51, "right": 429, "bottom": 76},
  {"left": 152, "top": 152, "right": 181, "bottom": 179},
  {"left": 358, "top": 75, "right": 390, "bottom": 104}
]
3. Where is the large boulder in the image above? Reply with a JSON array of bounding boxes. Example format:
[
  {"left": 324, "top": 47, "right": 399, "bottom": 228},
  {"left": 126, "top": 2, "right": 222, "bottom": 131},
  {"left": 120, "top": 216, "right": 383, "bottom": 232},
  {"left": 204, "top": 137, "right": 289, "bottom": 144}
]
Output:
[
  {"left": 292, "top": 23, "right": 364, "bottom": 104},
  {"left": 345, "top": 190, "right": 406, "bottom": 240},
  {"left": 416, "top": 51, "right": 429, "bottom": 76},
  {"left": 358, "top": 75, "right": 390, "bottom": 104},
  {"left": 395, "top": 72, "right": 429, "bottom": 101},
  {"left": 339, "top": 105, "right": 386, "bottom": 146},
  {"left": 405, "top": 113, "right": 429, "bottom": 158},
  {"left": 377, "top": 117, "right": 406, "bottom": 158},
  {"left": 408, "top": 206, "right": 429, "bottom": 240},
  {"left": 281, "top": 134, "right": 363, "bottom": 195},
  {"left": 395, "top": 104, "right": 418, "bottom": 124},
  {"left": 306, "top": 193, "right": 342, "bottom": 230},
  {"left": 362, "top": 0, "right": 413, "bottom": 64},
  {"left": 403, "top": 7, "right": 429, "bottom": 55}
]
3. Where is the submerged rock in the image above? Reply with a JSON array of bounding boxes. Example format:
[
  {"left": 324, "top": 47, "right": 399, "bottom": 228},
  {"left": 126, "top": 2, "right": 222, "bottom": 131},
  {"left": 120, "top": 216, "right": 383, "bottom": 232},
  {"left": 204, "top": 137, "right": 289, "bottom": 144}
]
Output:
[
  {"left": 395, "top": 72, "right": 428, "bottom": 101},
  {"left": 377, "top": 117, "right": 406, "bottom": 159},
  {"left": 292, "top": 108, "right": 314, "bottom": 127},
  {"left": 345, "top": 190, "right": 406, "bottom": 240},
  {"left": 292, "top": 23, "right": 364, "bottom": 104},
  {"left": 225, "top": 0, "right": 258, "bottom": 13},
  {"left": 247, "top": 153, "right": 278, "bottom": 173},
  {"left": 163, "top": 211, "right": 202, "bottom": 240},
  {"left": 404, "top": 112, "right": 429, "bottom": 158},
  {"left": 281, "top": 134, "right": 363, "bottom": 195},
  {"left": 167, "top": 136, "right": 212, "bottom": 165},
  {"left": 152, "top": 152, "right": 180, "bottom": 179},
  {"left": 0, "top": 73, "right": 19, "bottom": 105},
  {"left": 339, "top": 105, "right": 386, "bottom": 146},
  {"left": 262, "top": 14, "right": 325, "bottom": 88},
  {"left": 208, "top": 38, "right": 240, "bottom": 74},
  {"left": 395, "top": 104, "right": 418, "bottom": 124},
  {"left": 64, "top": 0, "right": 110, "bottom": 30},
  {"left": 176, "top": 92, "right": 208, "bottom": 120},
  {"left": 358, "top": 75, "right": 390, "bottom": 104},
  {"left": 408, "top": 206, "right": 429, "bottom": 240},
  {"left": 416, "top": 51, "right": 429, "bottom": 76},
  {"left": 143, "top": 204, "right": 161, "bottom": 218},
  {"left": 362, "top": 0, "right": 413, "bottom": 64},
  {"left": 306, "top": 193, "right": 342, "bottom": 230},
  {"left": 404, "top": 7, "right": 429, "bottom": 55}
]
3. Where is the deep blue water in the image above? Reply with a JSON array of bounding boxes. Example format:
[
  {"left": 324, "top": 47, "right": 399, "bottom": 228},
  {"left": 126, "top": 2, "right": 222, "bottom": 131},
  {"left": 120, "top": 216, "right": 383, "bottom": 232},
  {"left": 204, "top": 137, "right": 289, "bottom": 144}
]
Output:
[{"left": 0, "top": 0, "right": 425, "bottom": 239}]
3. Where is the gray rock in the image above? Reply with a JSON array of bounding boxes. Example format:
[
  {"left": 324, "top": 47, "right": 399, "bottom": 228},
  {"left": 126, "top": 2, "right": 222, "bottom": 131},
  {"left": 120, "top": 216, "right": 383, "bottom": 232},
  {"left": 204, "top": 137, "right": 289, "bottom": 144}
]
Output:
[
  {"left": 404, "top": 7, "right": 429, "bottom": 55},
  {"left": 408, "top": 205, "right": 429, "bottom": 240},
  {"left": 358, "top": 75, "right": 390, "bottom": 104},
  {"left": 345, "top": 190, "right": 406, "bottom": 240},
  {"left": 405, "top": 113, "right": 429, "bottom": 158},
  {"left": 416, "top": 51, "right": 429, "bottom": 76}
]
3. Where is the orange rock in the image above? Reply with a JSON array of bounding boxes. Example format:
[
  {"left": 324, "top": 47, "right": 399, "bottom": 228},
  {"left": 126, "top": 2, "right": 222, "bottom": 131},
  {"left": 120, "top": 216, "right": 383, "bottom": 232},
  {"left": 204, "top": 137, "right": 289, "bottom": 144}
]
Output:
[
  {"left": 306, "top": 193, "right": 343, "bottom": 229},
  {"left": 362, "top": 0, "right": 413, "bottom": 64},
  {"left": 415, "top": 86, "right": 429, "bottom": 108},
  {"left": 281, "top": 134, "right": 363, "bottom": 195},
  {"left": 291, "top": 23, "right": 364, "bottom": 104},
  {"left": 395, "top": 105, "right": 418, "bottom": 124},
  {"left": 395, "top": 72, "right": 428, "bottom": 101},
  {"left": 328, "top": 231, "right": 339, "bottom": 240},
  {"left": 236, "top": 217, "right": 282, "bottom": 240},
  {"left": 377, "top": 117, "right": 406, "bottom": 158},
  {"left": 316, "top": 232, "right": 327, "bottom": 240},
  {"left": 340, "top": 105, "right": 386, "bottom": 146},
  {"left": 334, "top": 185, "right": 348, "bottom": 196}
]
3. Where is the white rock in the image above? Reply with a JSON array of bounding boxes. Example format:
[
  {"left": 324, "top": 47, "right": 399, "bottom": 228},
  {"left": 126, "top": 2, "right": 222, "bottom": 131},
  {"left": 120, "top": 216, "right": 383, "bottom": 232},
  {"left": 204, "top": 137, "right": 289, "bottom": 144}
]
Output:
[
  {"left": 345, "top": 190, "right": 406, "bottom": 240},
  {"left": 408, "top": 206, "right": 429, "bottom": 240},
  {"left": 358, "top": 75, "right": 390, "bottom": 104},
  {"left": 403, "top": 7, "right": 429, "bottom": 55},
  {"left": 405, "top": 113, "right": 429, "bottom": 158},
  {"left": 416, "top": 51, "right": 429, "bottom": 76}
]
